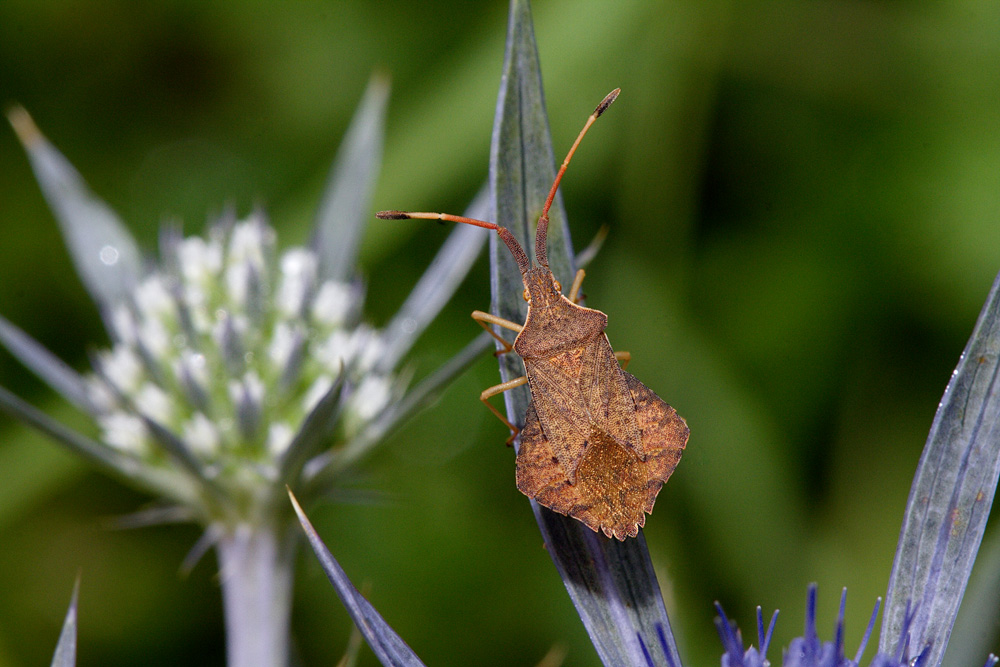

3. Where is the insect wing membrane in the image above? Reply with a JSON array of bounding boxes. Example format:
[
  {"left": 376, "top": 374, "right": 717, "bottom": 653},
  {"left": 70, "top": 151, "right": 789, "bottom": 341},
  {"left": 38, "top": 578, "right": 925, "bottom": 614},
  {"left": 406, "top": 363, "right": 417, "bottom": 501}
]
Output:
[
  {"left": 522, "top": 354, "right": 592, "bottom": 478},
  {"left": 579, "top": 335, "right": 641, "bottom": 454}
]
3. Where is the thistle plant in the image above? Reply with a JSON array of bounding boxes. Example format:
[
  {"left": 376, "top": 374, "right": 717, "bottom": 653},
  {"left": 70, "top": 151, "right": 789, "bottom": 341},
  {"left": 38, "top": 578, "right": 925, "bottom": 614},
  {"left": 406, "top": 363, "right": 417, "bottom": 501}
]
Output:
[
  {"left": 10, "top": 1, "right": 1000, "bottom": 666},
  {"left": 288, "top": 2, "right": 1000, "bottom": 667},
  {"left": 1, "top": 77, "right": 489, "bottom": 667},
  {"left": 716, "top": 585, "right": 1000, "bottom": 667}
]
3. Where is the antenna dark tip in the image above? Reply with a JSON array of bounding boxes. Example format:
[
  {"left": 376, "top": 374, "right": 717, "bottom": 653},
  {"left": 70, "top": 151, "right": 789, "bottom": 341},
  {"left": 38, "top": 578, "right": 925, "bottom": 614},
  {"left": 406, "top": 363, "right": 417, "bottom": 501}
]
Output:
[
  {"left": 594, "top": 88, "right": 620, "bottom": 118},
  {"left": 375, "top": 210, "right": 411, "bottom": 220}
]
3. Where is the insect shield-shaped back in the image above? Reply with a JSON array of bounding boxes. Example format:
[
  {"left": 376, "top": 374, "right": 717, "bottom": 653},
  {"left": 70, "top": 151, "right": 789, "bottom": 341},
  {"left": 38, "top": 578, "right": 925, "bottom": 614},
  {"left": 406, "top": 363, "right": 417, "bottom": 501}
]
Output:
[
  {"left": 377, "top": 89, "right": 688, "bottom": 540},
  {"left": 511, "top": 259, "right": 688, "bottom": 541}
]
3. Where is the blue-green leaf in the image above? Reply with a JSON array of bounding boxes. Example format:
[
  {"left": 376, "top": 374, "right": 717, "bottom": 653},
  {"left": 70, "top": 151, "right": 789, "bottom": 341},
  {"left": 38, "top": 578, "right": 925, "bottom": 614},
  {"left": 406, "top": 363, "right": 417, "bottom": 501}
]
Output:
[
  {"left": 306, "top": 331, "right": 493, "bottom": 485},
  {"left": 277, "top": 371, "right": 345, "bottom": 487},
  {"left": 0, "top": 384, "right": 205, "bottom": 508},
  {"left": 50, "top": 577, "right": 79, "bottom": 667},
  {"left": 313, "top": 74, "right": 390, "bottom": 283},
  {"left": 488, "top": 1, "right": 682, "bottom": 665},
  {"left": 136, "top": 414, "right": 228, "bottom": 505},
  {"left": 881, "top": 270, "right": 1000, "bottom": 666},
  {"left": 0, "top": 384, "right": 155, "bottom": 488},
  {"left": 288, "top": 490, "right": 426, "bottom": 667},
  {"left": 8, "top": 107, "right": 143, "bottom": 309},
  {"left": 0, "top": 313, "right": 93, "bottom": 412},
  {"left": 944, "top": 525, "right": 1000, "bottom": 666}
]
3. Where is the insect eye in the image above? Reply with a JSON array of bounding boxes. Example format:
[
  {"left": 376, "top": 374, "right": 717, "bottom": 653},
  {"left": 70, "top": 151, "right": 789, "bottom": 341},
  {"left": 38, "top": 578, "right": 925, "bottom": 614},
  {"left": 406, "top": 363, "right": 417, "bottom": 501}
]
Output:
[{"left": 522, "top": 289, "right": 530, "bottom": 302}]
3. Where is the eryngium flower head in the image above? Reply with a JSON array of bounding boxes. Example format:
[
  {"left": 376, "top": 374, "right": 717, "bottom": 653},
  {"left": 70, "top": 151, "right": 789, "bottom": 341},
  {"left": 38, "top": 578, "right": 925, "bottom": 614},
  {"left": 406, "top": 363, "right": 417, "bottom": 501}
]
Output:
[
  {"left": 1, "top": 77, "right": 488, "bottom": 528},
  {"left": 716, "top": 585, "right": 999, "bottom": 667},
  {"left": 90, "top": 212, "right": 387, "bottom": 475}
]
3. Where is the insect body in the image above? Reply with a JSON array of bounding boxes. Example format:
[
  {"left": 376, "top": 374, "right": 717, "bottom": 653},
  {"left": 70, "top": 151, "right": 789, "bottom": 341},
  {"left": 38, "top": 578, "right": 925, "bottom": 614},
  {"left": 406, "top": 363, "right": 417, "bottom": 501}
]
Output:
[{"left": 377, "top": 90, "right": 688, "bottom": 540}]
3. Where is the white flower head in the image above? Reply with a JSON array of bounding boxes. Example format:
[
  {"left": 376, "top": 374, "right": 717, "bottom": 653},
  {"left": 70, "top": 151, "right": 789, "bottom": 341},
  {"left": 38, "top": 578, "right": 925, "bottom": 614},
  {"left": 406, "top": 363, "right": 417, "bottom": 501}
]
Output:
[
  {"left": 276, "top": 248, "right": 317, "bottom": 318},
  {"left": 98, "top": 412, "right": 149, "bottom": 455},
  {"left": 6, "top": 84, "right": 484, "bottom": 526},
  {"left": 312, "top": 281, "right": 356, "bottom": 327},
  {"left": 183, "top": 412, "right": 221, "bottom": 458},
  {"left": 100, "top": 345, "right": 145, "bottom": 395},
  {"left": 84, "top": 213, "right": 408, "bottom": 494},
  {"left": 266, "top": 421, "right": 295, "bottom": 457},
  {"left": 178, "top": 236, "right": 223, "bottom": 284},
  {"left": 348, "top": 375, "right": 393, "bottom": 423},
  {"left": 135, "top": 275, "right": 175, "bottom": 323},
  {"left": 135, "top": 382, "right": 175, "bottom": 424}
]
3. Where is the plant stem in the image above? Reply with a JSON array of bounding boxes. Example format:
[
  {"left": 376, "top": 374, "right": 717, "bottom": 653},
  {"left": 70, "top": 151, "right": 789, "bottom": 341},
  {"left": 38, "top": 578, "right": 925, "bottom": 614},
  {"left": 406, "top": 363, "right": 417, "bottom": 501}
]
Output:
[{"left": 217, "top": 522, "right": 297, "bottom": 667}]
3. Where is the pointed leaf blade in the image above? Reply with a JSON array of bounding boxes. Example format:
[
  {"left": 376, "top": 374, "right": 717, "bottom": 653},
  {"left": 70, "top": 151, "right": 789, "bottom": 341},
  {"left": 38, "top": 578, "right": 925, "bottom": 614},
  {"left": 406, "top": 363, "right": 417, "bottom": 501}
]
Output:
[
  {"left": 277, "top": 372, "right": 344, "bottom": 486},
  {"left": 306, "top": 331, "right": 493, "bottom": 486},
  {"left": 313, "top": 75, "right": 390, "bottom": 283},
  {"left": 137, "top": 415, "right": 225, "bottom": 501},
  {"left": 881, "top": 269, "right": 1000, "bottom": 665},
  {"left": 489, "top": 1, "right": 571, "bottom": 364},
  {"left": 0, "top": 384, "right": 199, "bottom": 503},
  {"left": 0, "top": 384, "right": 134, "bottom": 480},
  {"left": 0, "top": 313, "right": 93, "bottom": 412},
  {"left": 50, "top": 577, "right": 79, "bottom": 667},
  {"left": 536, "top": 513, "right": 684, "bottom": 666},
  {"left": 8, "top": 107, "right": 143, "bottom": 308},
  {"left": 288, "top": 490, "right": 426, "bottom": 667},
  {"left": 488, "top": 2, "right": 682, "bottom": 665},
  {"left": 944, "top": 526, "right": 1000, "bottom": 666}
]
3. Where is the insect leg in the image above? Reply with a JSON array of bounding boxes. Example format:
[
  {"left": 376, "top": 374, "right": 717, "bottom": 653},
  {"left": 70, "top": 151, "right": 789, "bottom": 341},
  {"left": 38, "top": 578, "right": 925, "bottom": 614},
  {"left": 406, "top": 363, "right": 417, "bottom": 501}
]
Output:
[
  {"left": 568, "top": 269, "right": 586, "bottom": 303},
  {"left": 472, "top": 310, "right": 522, "bottom": 355},
  {"left": 481, "top": 375, "right": 529, "bottom": 443},
  {"left": 615, "top": 350, "right": 631, "bottom": 369}
]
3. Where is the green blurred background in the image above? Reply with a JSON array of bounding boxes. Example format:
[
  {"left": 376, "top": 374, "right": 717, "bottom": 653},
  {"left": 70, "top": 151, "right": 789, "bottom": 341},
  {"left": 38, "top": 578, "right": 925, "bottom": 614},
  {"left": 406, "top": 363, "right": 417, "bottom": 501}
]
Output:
[{"left": 1, "top": 1, "right": 999, "bottom": 665}]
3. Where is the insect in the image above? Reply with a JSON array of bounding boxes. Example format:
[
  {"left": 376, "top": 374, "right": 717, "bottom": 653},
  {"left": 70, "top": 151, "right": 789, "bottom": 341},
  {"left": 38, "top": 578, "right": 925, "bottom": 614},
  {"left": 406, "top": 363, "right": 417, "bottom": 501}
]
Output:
[{"left": 377, "top": 89, "right": 688, "bottom": 540}]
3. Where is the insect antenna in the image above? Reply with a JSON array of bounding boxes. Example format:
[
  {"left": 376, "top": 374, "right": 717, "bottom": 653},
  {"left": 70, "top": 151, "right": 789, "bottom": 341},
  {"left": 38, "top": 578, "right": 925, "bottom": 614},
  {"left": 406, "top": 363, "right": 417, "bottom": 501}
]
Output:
[
  {"left": 375, "top": 88, "right": 618, "bottom": 276},
  {"left": 533, "top": 88, "right": 619, "bottom": 270},
  {"left": 375, "top": 210, "right": 531, "bottom": 275}
]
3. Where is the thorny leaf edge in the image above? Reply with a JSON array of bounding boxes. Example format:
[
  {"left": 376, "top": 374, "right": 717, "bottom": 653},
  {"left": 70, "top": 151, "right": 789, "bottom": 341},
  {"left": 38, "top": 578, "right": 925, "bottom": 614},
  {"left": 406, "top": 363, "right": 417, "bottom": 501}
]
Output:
[{"left": 881, "top": 268, "right": 1000, "bottom": 666}]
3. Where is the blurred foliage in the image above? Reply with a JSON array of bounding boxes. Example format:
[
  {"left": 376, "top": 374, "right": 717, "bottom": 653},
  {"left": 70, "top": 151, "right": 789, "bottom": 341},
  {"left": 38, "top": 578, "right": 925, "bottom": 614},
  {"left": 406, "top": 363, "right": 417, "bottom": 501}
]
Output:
[{"left": 0, "top": 1, "right": 998, "bottom": 666}]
